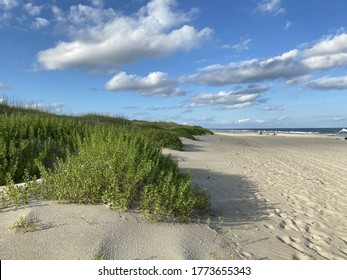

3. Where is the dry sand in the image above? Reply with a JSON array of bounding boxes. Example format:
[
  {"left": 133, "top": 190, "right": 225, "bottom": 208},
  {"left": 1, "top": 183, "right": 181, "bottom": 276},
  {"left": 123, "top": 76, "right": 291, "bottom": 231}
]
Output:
[{"left": 1, "top": 132, "right": 346, "bottom": 259}]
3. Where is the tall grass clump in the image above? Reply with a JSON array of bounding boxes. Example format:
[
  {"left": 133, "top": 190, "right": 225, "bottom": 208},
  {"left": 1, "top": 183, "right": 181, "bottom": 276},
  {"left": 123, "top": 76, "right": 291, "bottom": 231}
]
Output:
[
  {"left": 0, "top": 113, "right": 89, "bottom": 185},
  {"left": 32, "top": 128, "right": 209, "bottom": 221},
  {"left": 133, "top": 127, "right": 184, "bottom": 151}
]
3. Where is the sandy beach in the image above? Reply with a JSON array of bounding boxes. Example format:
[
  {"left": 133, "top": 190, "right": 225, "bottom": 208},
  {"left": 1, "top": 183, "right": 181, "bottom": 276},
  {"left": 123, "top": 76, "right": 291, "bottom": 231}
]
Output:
[{"left": 1, "top": 132, "right": 346, "bottom": 260}]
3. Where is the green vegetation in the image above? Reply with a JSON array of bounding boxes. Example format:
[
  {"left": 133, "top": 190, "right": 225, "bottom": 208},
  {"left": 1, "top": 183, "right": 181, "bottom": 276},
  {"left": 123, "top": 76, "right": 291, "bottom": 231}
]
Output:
[
  {"left": 0, "top": 101, "right": 212, "bottom": 222},
  {"left": 9, "top": 216, "right": 37, "bottom": 233}
]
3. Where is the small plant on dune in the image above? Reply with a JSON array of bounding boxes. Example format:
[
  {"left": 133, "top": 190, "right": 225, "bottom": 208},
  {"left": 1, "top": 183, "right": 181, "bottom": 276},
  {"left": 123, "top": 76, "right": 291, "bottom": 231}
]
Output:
[
  {"left": 228, "top": 251, "right": 235, "bottom": 260},
  {"left": 9, "top": 216, "right": 37, "bottom": 233},
  {"left": 0, "top": 171, "right": 35, "bottom": 208},
  {"left": 0, "top": 189, "right": 8, "bottom": 208},
  {"left": 4, "top": 174, "right": 22, "bottom": 206}
]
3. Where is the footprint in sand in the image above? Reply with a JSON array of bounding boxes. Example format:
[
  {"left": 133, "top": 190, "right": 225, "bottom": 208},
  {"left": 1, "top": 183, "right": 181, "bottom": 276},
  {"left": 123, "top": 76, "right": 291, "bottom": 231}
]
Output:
[
  {"left": 277, "top": 235, "right": 307, "bottom": 255},
  {"left": 309, "top": 244, "right": 340, "bottom": 260},
  {"left": 279, "top": 220, "right": 288, "bottom": 229},
  {"left": 279, "top": 218, "right": 299, "bottom": 231},
  {"left": 263, "top": 224, "right": 275, "bottom": 230},
  {"left": 293, "top": 252, "right": 312, "bottom": 260},
  {"left": 339, "top": 248, "right": 347, "bottom": 257}
]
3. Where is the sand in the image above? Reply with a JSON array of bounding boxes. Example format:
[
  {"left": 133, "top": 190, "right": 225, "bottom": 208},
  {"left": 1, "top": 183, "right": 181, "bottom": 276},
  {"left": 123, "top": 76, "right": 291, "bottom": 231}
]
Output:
[{"left": 1, "top": 132, "right": 346, "bottom": 259}]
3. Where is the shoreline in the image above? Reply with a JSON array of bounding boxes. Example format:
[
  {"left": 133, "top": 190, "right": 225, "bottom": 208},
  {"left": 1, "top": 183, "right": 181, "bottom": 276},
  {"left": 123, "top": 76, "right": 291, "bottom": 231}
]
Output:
[
  {"left": 212, "top": 130, "right": 347, "bottom": 138},
  {"left": 1, "top": 133, "right": 346, "bottom": 259}
]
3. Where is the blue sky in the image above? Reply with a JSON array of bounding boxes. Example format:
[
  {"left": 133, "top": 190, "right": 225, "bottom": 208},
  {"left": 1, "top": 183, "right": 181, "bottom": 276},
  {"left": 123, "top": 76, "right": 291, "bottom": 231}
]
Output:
[{"left": 1, "top": 0, "right": 347, "bottom": 128}]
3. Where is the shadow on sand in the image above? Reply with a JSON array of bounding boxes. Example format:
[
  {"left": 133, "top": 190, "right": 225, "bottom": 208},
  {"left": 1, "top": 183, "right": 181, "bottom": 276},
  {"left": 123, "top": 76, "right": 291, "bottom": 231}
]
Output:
[
  {"left": 182, "top": 167, "right": 273, "bottom": 228},
  {"left": 182, "top": 143, "right": 206, "bottom": 152}
]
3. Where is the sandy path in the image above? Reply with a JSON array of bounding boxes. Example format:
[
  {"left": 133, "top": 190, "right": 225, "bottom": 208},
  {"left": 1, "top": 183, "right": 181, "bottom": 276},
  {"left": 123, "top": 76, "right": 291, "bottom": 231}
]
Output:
[{"left": 164, "top": 133, "right": 347, "bottom": 259}]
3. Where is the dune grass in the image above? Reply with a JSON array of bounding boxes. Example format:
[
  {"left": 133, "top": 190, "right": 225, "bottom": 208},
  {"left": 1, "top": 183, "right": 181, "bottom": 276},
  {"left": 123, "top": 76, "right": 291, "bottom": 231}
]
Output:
[{"left": 0, "top": 102, "right": 211, "bottom": 221}]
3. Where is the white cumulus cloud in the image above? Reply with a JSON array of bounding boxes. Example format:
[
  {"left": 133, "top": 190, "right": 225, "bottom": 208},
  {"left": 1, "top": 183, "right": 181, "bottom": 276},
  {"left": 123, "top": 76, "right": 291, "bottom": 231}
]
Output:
[
  {"left": 184, "top": 49, "right": 304, "bottom": 85},
  {"left": 37, "top": 0, "right": 212, "bottom": 70},
  {"left": 302, "top": 33, "right": 347, "bottom": 70},
  {"left": 188, "top": 85, "right": 269, "bottom": 109},
  {"left": 184, "top": 32, "right": 347, "bottom": 87},
  {"left": 105, "top": 71, "right": 185, "bottom": 97},
  {"left": 307, "top": 76, "right": 347, "bottom": 90}
]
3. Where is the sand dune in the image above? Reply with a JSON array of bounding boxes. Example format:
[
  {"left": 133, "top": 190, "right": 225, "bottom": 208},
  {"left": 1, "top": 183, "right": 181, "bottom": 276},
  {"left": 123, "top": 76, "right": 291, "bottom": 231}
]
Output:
[{"left": 1, "top": 132, "right": 346, "bottom": 259}]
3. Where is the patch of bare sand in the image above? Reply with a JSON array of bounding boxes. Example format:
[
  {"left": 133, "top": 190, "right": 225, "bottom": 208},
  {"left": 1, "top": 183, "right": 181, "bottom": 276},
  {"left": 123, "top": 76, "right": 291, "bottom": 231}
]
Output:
[
  {"left": 164, "top": 132, "right": 347, "bottom": 259},
  {"left": 0, "top": 199, "right": 242, "bottom": 260}
]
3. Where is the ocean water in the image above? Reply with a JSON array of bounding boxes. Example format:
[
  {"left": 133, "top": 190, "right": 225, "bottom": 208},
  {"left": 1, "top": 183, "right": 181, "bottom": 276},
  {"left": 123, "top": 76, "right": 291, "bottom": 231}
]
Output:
[{"left": 214, "top": 127, "right": 347, "bottom": 135}]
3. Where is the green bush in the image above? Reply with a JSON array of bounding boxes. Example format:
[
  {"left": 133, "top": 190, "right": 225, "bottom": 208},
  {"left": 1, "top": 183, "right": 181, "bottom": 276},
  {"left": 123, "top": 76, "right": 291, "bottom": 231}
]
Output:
[
  {"left": 134, "top": 128, "right": 184, "bottom": 151},
  {"left": 29, "top": 129, "right": 209, "bottom": 221}
]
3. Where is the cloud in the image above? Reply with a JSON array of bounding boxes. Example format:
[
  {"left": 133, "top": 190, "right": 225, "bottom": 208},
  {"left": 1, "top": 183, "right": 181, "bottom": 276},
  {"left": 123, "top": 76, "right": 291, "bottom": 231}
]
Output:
[
  {"left": 121, "top": 105, "right": 141, "bottom": 110},
  {"left": 105, "top": 71, "right": 185, "bottom": 97},
  {"left": 0, "top": 82, "right": 11, "bottom": 89},
  {"left": 262, "top": 104, "right": 284, "bottom": 111},
  {"left": 141, "top": 0, "right": 195, "bottom": 28},
  {"left": 184, "top": 32, "right": 347, "bottom": 87},
  {"left": 237, "top": 118, "right": 250, "bottom": 124},
  {"left": 307, "top": 76, "right": 347, "bottom": 90},
  {"left": 234, "top": 118, "right": 268, "bottom": 125},
  {"left": 303, "top": 33, "right": 347, "bottom": 57},
  {"left": 23, "top": 102, "right": 65, "bottom": 113},
  {"left": 91, "top": 0, "right": 104, "bottom": 8},
  {"left": 1, "top": 2, "right": 50, "bottom": 29},
  {"left": 257, "top": 0, "right": 286, "bottom": 15},
  {"left": 23, "top": 3, "right": 42, "bottom": 17},
  {"left": 31, "top": 17, "right": 49, "bottom": 29},
  {"left": 146, "top": 104, "right": 183, "bottom": 111},
  {"left": 302, "top": 33, "right": 347, "bottom": 70},
  {"left": 51, "top": 5, "right": 64, "bottom": 22},
  {"left": 65, "top": 4, "right": 117, "bottom": 28},
  {"left": 184, "top": 49, "right": 305, "bottom": 86},
  {"left": 285, "top": 75, "right": 311, "bottom": 86},
  {"left": 0, "top": 0, "right": 19, "bottom": 10},
  {"left": 0, "top": 11, "right": 11, "bottom": 22},
  {"left": 284, "top": 20, "right": 292, "bottom": 30},
  {"left": 0, "top": 0, "right": 18, "bottom": 27},
  {"left": 188, "top": 85, "right": 269, "bottom": 109},
  {"left": 231, "top": 36, "right": 252, "bottom": 52},
  {"left": 37, "top": 0, "right": 212, "bottom": 70}
]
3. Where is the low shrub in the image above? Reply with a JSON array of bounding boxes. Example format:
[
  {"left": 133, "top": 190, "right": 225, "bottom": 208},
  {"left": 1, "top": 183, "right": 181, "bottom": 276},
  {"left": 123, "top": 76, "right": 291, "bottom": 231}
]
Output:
[{"left": 28, "top": 129, "right": 209, "bottom": 221}]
